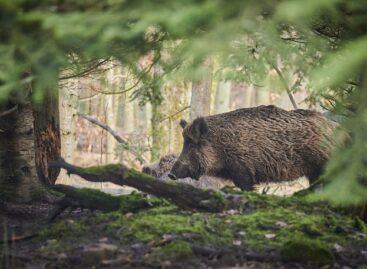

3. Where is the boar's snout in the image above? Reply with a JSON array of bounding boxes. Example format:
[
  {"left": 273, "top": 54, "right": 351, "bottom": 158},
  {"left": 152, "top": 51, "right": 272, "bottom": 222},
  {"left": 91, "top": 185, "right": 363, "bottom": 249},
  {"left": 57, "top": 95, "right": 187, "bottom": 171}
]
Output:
[
  {"left": 142, "top": 166, "right": 151, "bottom": 175},
  {"left": 169, "top": 161, "right": 194, "bottom": 180},
  {"left": 142, "top": 166, "right": 158, "bottom": 177},
  {"left": 168, "top": 173, "right": 177, "bottom": 180}
]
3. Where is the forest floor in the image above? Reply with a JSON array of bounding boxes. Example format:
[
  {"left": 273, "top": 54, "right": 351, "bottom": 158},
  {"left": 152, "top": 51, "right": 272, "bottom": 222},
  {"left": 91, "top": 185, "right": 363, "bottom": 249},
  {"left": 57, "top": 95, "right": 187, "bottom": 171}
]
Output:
[{"left": 1, "top": 189, "right": 367, "bottom": 269}]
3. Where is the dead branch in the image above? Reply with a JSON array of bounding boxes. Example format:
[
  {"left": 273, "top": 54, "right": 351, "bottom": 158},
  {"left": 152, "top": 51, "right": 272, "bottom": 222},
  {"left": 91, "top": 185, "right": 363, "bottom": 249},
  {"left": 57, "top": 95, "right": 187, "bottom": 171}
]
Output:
[
  {"left": 0, "top": 105, "right": 18, "bottom": 118},
  {"left": 78, "top": 113, "right": 147, "bottom": 164},
  {"left": 272, "top": 64, "right": 298, "bottom": 109},
  {"left": 266, "top": 60, "right": 298, "bottom": 110},
  {"left": 50, "top": 159, "right": 244, "bottom": 212}
]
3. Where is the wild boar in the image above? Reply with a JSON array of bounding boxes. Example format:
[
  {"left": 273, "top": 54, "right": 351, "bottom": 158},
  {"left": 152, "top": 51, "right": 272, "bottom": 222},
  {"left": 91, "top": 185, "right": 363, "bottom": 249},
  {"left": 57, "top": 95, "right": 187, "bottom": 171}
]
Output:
[
  {"left": 142, "top": 154, "right": 234, "bottom": 190},
  {"left": 168, "top": 105, "right": 336, "bottom": 191}
]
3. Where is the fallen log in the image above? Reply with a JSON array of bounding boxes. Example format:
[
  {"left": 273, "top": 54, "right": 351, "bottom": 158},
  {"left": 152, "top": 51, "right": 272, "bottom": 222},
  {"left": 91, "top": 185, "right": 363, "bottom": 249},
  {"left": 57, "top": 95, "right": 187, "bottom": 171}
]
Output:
[{"left": 50, "top": 158, "right": 245, "bottom": 212}]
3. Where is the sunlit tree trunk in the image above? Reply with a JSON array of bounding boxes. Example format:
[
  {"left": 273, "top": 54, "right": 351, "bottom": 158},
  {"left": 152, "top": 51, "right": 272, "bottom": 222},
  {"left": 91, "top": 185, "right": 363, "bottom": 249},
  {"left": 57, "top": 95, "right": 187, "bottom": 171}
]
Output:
[
  {"left": 134, "top": 102, "right": 147, "bottom": 134},
  {"left": 214, "top": 80, "right": 231, "bottom": 114},
  {"left": 190, "top": 62, "right": 213, "bottom": 121},
  {"left": 122, "top": 93, "right": 135, "bottom": 135},
  {"left": 105, "top": 63, "right": 120, "bottom": 163},
  {"left": 150, "top": 65, "right": 163, "bottom": 161},
  {"left": 58, "top": 77, "right": 79, "bottom": 184},
  {"left": 150, "top": 98, "right": 163, "bottom": 161}
]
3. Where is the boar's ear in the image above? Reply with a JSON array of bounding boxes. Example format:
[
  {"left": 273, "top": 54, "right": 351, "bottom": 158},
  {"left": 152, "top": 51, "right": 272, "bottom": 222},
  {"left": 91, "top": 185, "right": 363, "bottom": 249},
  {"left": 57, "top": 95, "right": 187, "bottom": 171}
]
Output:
[
  {"left": 191, "top": 117, "right": 209, "bottom": 142},
  {"left": 179, "top": 119, "right": 188, "bottom": 129}
]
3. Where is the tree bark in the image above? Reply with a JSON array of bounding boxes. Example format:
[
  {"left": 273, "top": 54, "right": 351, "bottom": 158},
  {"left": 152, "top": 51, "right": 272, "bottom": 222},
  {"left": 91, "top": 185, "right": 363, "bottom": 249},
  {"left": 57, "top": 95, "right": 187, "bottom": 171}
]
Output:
[
  {"left": 0, "top": 101, "right": 40, "bottom": 202},
  {"left": 33, "top": 91, "right": 61, "bottom": 185},
  {"left": 0, "top": 88, "right": 60, "bottom": 202}
]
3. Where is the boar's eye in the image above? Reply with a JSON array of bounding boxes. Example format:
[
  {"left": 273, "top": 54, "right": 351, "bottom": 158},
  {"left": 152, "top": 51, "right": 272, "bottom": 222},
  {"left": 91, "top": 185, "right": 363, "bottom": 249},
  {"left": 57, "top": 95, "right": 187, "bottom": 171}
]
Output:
[{"left": 183, "top": 136, "right": 197, "bottom": 148}]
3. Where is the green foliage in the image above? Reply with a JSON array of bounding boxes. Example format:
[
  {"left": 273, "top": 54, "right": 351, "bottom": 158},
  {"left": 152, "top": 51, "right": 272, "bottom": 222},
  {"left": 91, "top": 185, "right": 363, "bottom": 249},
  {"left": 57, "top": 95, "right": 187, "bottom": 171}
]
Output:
[{"left": 0, "top": 0, "right": 366, "bottom": 205}]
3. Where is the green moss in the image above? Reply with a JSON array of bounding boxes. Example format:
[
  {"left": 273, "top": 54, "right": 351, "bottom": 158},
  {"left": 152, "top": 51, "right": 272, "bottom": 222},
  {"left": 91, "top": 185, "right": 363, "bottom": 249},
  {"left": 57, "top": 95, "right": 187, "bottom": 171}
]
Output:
[
  {"left": 146, "top": 240, "right": 193, "bottom": 263},
  {"left": 79, "top": 164, "right": 122, "bottom": 175},
  {"left": 118, "top": 192, "right": 168, "bottom": 213},
  {"left": 119, "top": 213, "right": 211, "bottom": 243},
  {"left": 207, "top": 190, "right": 226, "bottom": 206},
  {"left": 39, "top": 239, "right": 72, "bottom": 256},
  {"left": 354, "top": 217, "right": 367, "bottom": 233},
  {"left": 77, "top": 188, "right": 121, "bottom": 210},
  {"left": 281, "top": 238, "right": 334, "bottom": 265},
  {"left": 123, "top": 169, "right": 155, "bottom": 180},
  {"left": 38, "top": 219, "right": 88, "bottom": 240},
  {"left": 34, "top": 188, "right": 367, "bottom": 267}
]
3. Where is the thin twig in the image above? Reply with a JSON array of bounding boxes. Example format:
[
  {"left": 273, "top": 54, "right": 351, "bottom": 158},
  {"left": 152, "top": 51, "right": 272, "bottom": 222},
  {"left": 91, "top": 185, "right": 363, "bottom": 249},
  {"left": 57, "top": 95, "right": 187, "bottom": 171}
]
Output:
[
  {"left": 269, "top": 62, "right": 298, "bottom": 109},
  {"left": 59, "top": 59, "right": 110, "bottom": 80},
  {"left": 88, "top": 55, "right": 160, "bottom": 95},
  {"left": 78, "top": 114, "right": 127, "bottom": 144},
  {"left": 78, "top": 91, "right": 100, "bottom": 101},
  {"left": 78, "top": 113, "right": 147, "bottom": 163},
  {"left": 160, "top": 106, "right": 190, "bottom": 122},
  {"left": 280, "top": 36, "right": 306, "bottom": 44},
  {"left": 89, "top": 77, "right": 141, "bottom": 95}
]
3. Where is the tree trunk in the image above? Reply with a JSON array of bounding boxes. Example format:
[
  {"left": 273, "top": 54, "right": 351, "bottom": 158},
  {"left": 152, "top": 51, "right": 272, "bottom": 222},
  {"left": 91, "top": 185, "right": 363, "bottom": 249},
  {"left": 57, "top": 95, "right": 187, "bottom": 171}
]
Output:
[
  {"left": 58, "top": 77, "right": 79, "bottom": 184},
  {"left": 105, "top": 64, "right": 120, "bottom": 163},
  {"left": 150, "top": 65, "right": 163, "bottom": 161},
  {"left": 33, "top": 91, "right": 61, "bottom": 185},
  {"left": 0, "top": 92, "right": 60, "bottom": 202},
  {"left": 190, "top": 62, "right": 213, "bottom": 121},
  {"left": 214, "top": 80, "right": 231, "bottom": 114}
]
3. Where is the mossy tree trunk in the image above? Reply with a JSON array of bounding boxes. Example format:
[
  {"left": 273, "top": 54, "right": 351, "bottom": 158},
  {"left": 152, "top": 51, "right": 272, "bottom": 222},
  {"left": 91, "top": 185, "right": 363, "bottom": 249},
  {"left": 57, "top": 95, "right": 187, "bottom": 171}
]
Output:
[{"left": 0, "top": 90, "right": 60, "bottom": 203}]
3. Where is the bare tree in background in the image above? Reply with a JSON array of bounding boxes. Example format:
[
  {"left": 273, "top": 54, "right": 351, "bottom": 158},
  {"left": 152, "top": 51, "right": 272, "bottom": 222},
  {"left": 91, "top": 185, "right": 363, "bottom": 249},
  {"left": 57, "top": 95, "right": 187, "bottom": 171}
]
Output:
[
  {"left": 214, "top": 80, "right": 231, "bottom": 114},
  {"left": 190, "top": 61, "right": 213, "bottom": 121}
]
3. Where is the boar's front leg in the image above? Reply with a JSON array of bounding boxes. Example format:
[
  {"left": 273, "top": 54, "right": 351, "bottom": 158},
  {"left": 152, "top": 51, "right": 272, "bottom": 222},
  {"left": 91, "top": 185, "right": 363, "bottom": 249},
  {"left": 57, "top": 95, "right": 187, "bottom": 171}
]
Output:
[{"left": 226, "top": 167, "right": 255, "bottom": 191}]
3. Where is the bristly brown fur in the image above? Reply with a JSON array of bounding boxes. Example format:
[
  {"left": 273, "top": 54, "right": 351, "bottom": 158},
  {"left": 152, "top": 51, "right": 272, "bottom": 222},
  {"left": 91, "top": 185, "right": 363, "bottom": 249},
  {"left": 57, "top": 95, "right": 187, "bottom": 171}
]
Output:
[{"left": 170, "top": 105, "right": 336, "bottom": 190}]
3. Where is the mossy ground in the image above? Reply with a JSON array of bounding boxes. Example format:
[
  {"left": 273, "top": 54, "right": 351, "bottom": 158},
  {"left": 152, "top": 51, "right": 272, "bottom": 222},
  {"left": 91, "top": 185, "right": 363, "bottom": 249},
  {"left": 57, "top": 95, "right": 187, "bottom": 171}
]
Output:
[{"left": 6, "top": 188, "right": 367, "bottom": 268}]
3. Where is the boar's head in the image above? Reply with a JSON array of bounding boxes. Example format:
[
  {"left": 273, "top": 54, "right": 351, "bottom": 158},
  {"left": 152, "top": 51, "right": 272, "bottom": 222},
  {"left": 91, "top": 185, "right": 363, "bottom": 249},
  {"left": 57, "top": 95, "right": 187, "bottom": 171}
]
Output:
[
  {"left": 142, "top": 154, "right": 177, "bottom": 179},
  {"left": 169, "top": 118, "right": 221, "bottom": 180}
]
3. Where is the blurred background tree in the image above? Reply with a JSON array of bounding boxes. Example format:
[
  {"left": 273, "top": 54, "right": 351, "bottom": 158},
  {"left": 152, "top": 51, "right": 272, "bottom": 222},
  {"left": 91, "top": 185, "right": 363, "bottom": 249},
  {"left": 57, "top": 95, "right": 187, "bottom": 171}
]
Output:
[{"left": 0, "top": 0, "right": 366, "bottom": 205}]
